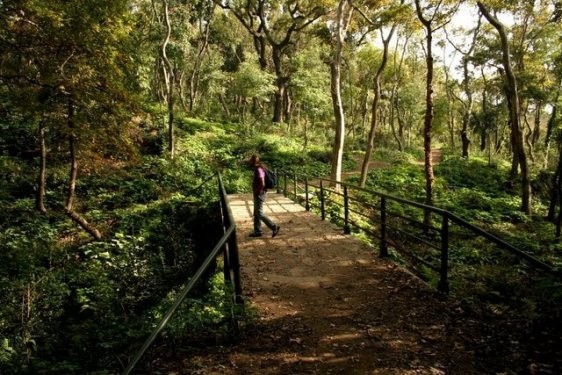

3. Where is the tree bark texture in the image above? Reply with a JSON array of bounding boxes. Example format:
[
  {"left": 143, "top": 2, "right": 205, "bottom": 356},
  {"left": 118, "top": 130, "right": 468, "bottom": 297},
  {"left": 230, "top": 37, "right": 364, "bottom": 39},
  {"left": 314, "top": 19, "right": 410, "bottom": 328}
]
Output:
[{"left": 414, "top": 0, "right": 436, "bottom": 226}]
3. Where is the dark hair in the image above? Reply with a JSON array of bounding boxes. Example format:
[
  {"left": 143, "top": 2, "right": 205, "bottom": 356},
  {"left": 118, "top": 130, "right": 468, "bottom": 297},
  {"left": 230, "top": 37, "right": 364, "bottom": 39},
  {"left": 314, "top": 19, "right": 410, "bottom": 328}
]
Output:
[{"left": 249, "top": 154, "right": 269, "bottom": 171}]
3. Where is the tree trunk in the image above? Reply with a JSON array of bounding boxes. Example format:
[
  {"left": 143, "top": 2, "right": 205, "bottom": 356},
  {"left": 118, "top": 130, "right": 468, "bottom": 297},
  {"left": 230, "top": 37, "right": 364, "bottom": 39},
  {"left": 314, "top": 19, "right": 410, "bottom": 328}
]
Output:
[
  {"left": 66, "top": 101, "right": 78, "bottom": 211},
  {"left": 415, "top": 0, "right": 436, "bottom": 227},
  {"left": 460, "top": 57, "right": 472, "bottom": 158},
  {"left": 189, "top": 16, "right": 212, "bottom": 112},
  {"left": 478, "top": 1, "right": 531, "bottom": 214},
  {"left": 532, "top": 100, "right": 542, "bottom": 145},
  {"left": 271, "top": 46, "right": 288, "bottom": 124},
  {"left": 360, "top": 26, "right": 395, "bottom": 188},
  {"left": 548, "top": 146, "right": 562, "bottom": 221},
  {"left": 161, "top": 0, "right": 175, "bottom": 158},
  {"left": 390, "top": 33, "right": 409, "bottom": 152},
  {"left": 253, "top": 34, "right": 268, "bottom": 70},
  {"left": 329, "top": 0, "right": 353, "bottom": 188},
  {"left": 545, "top": 81, "right": 561, "bottom": 147},
  {"left": 65, "top": 100, "right": 101, "bottom": 240},
  {"left": 523, "top": 106, "right": 535, "bottom": 162},
  {"left": 65, "top": 209, "right": 102, "bottom": 240},
  {"left": 36, "top": 119, "right": 47, "bottom": 213}
]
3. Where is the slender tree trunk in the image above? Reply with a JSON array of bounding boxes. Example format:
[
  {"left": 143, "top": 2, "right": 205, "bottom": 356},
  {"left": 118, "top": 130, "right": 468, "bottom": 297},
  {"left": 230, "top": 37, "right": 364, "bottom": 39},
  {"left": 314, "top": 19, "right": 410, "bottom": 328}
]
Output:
[
  {"left": 390, "top": 33, "right": 409, "bottom": 152},
  {"left": 532, "top": 100, "right": 542, "bottom": 145},
  {"left": 178, "top": 70, "right": 189, "bottom": 112},
  {"left": 271, "top": 45, "right": 289, "bottom": 124},
  {"left": 189, "top": 16, "right": 212, "bottom": 112},
  {"left": 65, "top": 100, "right": 101, "bottom": 240},
  {"left": 66, "top": 101, "right": 77, "bottom": 212},
  {"left": 481, "top": 71, "right": 489, "bottom": 153},
  {"left": 523, "top": 105, "right": 535, "bottom": 162},
  {"left": 218, "top": 94, "right": 229, "bottom": 117},
  {"left": 36, "top": 119, "right": 47, "bottom": 213},
  {"left": 443, "top": 63, "right": 455, "bottom": 150},
  {"left": 329, "top": 0, "right": 353, "bottom": 188},
  {"left": 253, "top": 34, "right": 268, "bottom": 70},
  {"left": 545, "top": 81, "right": 561, "bottom": 147},
  {"left": 445, "top": 15, "right": 481, "bottom": 156},
  {"left": 161, "top": 0, "right": 175, "bottom": 158},
  {"left": 478, "top": 1, "right": 531, "bottom": 214},
  {"left": 415, "top": 0, "right": 436, "bottom": 226},
  {"left": 360, "top": 26, "right": 395, "bottom": 188},
  {"left": 548, "top": 145, "right": 562, "bottom": 221},
  {"left": 460, "top": 56, "right": 472, "bottom": 158},
  {"left": 360, "top": 90, "right": 369, "bottom": 133}
]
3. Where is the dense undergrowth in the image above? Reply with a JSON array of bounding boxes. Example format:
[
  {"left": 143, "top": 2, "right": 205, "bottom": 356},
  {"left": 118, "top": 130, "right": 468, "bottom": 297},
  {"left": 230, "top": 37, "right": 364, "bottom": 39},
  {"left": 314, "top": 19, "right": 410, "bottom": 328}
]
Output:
[
  {"left": 0, "top": 116, "right": 356, "bottom": 373},
  {"left": 2, "top": 116, "right": 562, "bottom": 373}
]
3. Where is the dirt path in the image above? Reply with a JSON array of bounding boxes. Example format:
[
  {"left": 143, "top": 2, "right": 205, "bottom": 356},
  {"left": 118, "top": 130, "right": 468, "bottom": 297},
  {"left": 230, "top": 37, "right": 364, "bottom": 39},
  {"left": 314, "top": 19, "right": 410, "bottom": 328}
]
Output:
[{"left": 160, "top": 194, "right": 479, "bottom": 374}]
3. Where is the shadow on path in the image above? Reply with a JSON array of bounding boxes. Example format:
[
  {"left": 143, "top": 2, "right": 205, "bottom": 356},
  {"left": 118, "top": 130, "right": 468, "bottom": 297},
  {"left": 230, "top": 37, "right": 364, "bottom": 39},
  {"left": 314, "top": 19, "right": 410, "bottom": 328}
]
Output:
[{"left": 156, "top": 194, "right": 479, "bottom": 374}]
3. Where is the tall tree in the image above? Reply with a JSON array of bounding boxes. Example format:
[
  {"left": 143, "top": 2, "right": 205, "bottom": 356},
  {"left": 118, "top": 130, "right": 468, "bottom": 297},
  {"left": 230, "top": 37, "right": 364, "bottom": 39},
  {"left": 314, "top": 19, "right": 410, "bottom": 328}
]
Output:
[
  {"left": 328, "top": 0, "right": 354, "bottom": 186},
  {"left": 445, "top": 14, "right": 482, "bottom": 158},
  {"left": 477, "top": 1, "right": 531, "bottom": 214},
  {"left": 0, "top": 0, "right": 138, "bottom": 238},
  {"left": 216, "top": 0, "right": 328, "bottom": 123},
  {"left": 358, "top": 21, "right": 397, "bottom": 187},
  {"left": 414, "top": 0, "right": 458, "bottom": 225}
]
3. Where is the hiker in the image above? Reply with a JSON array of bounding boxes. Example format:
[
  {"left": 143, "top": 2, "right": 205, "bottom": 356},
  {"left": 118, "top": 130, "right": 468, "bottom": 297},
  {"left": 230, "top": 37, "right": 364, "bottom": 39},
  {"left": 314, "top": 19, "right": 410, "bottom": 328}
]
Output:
[{"left": 249, "top": 154, "right": 280, "bottom": 238}]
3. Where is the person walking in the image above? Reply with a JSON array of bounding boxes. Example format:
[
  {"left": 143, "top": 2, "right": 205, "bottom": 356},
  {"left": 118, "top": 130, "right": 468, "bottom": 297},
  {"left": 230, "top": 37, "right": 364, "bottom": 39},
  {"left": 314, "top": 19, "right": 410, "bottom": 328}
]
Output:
[{"left": 249, "top": 154, "right": 280, "bottom": 238}]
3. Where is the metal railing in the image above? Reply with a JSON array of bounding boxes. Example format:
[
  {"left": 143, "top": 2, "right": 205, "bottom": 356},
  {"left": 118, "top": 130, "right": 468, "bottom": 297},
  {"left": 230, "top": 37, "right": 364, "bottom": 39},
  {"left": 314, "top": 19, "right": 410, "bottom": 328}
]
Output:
[
  {"left": 122, "top": 173, "right": 242, "bottom": 374},
  {"left": 275, "top": 170, "right": 561, "bottom": 294}
]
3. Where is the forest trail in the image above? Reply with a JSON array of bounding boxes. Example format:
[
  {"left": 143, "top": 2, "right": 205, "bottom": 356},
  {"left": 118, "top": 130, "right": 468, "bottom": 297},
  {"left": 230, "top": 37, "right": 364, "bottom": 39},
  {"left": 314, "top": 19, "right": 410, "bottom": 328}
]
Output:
[
  {"left": 160, "top": 193, "right": 479, "bottom": 374},
  {"left": 340, "top": 148, "right": 442, "bottom": 180}
]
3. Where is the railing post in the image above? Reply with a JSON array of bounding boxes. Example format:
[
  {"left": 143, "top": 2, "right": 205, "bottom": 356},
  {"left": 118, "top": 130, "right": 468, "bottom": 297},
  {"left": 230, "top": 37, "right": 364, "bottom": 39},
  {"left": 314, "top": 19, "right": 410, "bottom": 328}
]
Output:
[
  {"left": 380, "top": 197, "right": 388, "bottom": 257},
  {"left": 283, "top": 173, "right": 287, "bottom": 197},
  {"left": 343, "top": 185, "right": 350, "bottom": 234},
  {"left": 320, "top": 180, "right": 325, "bottom": 221},
  {"left": 438, "top": 213, "right": 450, "bottom": 293},
  {"left": 293, "top": 173, "right": 297, "bottom": 201},
  {"left": 276, "top": 169, "right": 280, "bottom": 194},
  {"left": 228, "top": 229, "right": 243, "bottom": 304},
  {"left": 305, "top": 177, "right": 310, "bottom": 211}
]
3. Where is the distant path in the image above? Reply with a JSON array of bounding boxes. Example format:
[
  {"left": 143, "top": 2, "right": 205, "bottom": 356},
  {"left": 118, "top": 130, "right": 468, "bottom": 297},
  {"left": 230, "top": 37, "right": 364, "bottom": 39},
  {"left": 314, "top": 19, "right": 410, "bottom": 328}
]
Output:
[
  {"left": 161, "top": 193, "right": 478, "bottom": 374},
  {"left": 341, "top": 148, "right": 442, "bottom": 180}
]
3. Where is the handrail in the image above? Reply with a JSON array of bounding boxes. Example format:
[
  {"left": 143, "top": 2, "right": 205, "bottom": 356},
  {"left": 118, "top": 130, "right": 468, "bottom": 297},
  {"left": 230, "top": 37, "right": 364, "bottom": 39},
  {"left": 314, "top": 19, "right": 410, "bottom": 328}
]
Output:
[
  {"left": 277, "top": 170, "right": 561, "bottom": 290},
  {"left": 122, "top": 226, "right": 235, "bottom": 375},
  {"left": 313, "top": 174, "right": 559, "bottom": 274},
  {"left": 122, "top": 172, "right": 241, "bottom": 374}
]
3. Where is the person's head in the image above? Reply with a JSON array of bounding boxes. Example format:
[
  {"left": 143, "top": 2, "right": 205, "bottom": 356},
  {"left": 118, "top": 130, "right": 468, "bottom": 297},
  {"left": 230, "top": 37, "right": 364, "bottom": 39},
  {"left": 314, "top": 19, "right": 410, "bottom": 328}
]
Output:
[{"left": 249, "top": 154, "right": 261, "bottom": 168}]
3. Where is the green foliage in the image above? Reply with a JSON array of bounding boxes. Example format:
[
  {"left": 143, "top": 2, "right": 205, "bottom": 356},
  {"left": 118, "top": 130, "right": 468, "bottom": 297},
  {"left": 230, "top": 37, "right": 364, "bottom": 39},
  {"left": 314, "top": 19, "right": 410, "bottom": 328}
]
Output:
[
  {"left": 155, "top": 272, "right": 249, "bottom": 340},
  {"left": 229, "top": 60, "right": 276, "bottom": 100}
]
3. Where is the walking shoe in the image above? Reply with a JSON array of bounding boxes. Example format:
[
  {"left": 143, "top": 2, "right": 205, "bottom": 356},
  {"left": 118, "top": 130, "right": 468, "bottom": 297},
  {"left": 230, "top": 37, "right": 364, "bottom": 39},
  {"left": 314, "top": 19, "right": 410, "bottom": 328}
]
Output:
[
  {"left": 272, "top": 225, "right": 280, "bottom": 238},
  {"left": 249, "top": 232, "right": 263, "bottom": 237}
]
